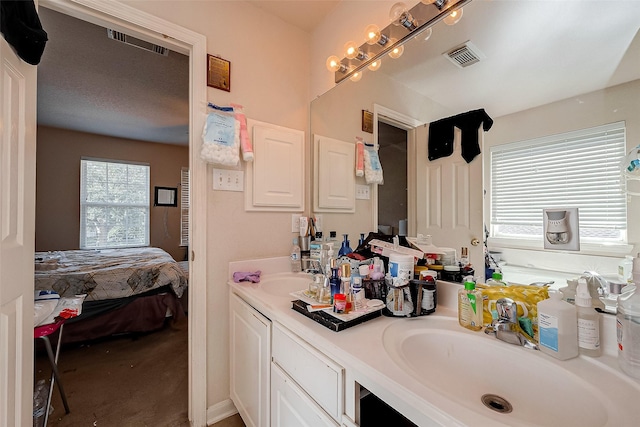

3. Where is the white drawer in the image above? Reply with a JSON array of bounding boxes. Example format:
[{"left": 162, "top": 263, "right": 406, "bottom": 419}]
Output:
[{"left": 272, "top": 323, "right": 344, "bottom": 421}]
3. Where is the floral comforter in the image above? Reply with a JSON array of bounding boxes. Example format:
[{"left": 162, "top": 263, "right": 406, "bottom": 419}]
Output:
[{"left": 35, "top": 247, "right": 188, "bottom": 301}]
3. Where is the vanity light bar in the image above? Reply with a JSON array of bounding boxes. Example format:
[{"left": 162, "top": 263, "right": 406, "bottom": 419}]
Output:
[{"left": 334, "top": 0, "right": 473, "bottom": 84}]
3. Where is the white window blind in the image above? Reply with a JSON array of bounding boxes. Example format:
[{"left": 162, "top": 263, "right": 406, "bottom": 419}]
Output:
[
  {"left": 180, "top": 167, "right": 190, "bottom": 247},
  {"left": 80, "top": 159, "right": 150, "bottom": 249},
  {"left": 490, "top": 121, "right": 627, "bottom": 242}
]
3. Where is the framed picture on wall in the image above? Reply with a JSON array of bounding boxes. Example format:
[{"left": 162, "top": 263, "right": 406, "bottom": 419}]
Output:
[
  {"left": 154, "top": 186, "right": 178, "bottom": 207},
  {"left": 207, "top": 54, "right": 231, "bottom": 92}
]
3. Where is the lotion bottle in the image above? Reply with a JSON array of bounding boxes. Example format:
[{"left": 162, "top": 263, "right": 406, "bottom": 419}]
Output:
[
  {"left": 537, "top": 291, "right": 579, "bottom": 360},
  {"left": 576, "top": 278, "right": 602, "bottom": 357},
  {"left": 458, "top": 281, "right": 483, "bottom": 331}
]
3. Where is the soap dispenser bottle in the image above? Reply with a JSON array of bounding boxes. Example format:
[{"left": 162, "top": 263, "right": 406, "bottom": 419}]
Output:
[
  {"left": 458, "top": 281, "right": 483, "bottom": 331},
  {"left": 537, "top": 291, "right": 579, "bottom": 360},
  {"left": 576, "top": 278, "right": 602, "bottom": 357}
]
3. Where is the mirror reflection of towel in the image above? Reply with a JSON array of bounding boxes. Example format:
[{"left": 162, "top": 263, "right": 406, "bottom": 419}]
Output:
[{"left": 428, "top": 109, "right": 493, "bottom": 163}]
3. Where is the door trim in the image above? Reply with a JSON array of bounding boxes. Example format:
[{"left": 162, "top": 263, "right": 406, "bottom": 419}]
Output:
[
  {"left": 39, "top": 1, "right": 208, "bottom": 425},
  {"left": 372, "top": 104, "right": 423, "bottom": 237}
]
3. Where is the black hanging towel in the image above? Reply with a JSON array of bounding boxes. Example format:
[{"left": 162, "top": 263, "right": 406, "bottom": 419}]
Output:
[
  {"left": 0, "top": 0, "right": 48, "bottom": 65},
  {"left": 428, "top": 108, "right": 493, "bottom": 163}
]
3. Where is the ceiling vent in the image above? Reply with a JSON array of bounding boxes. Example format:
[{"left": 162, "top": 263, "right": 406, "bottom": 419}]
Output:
[
  {"left": 107, "top": 29, "right": 169, "bottom": 56},
  {"left": 443, "top": 41, "right": 485, "bottom": 68}
]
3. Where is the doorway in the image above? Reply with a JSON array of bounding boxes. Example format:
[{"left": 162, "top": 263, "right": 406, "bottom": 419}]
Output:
[
  {"left": 377, "top": 122, "right": 408, "bottom": 236},
  {"left": 35, "top": 1, "right": 208, "bottom": 425}
]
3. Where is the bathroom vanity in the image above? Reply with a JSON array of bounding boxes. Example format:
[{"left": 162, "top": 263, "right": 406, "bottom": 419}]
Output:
[{"left": 228, "top": 257, "right": 640, "bottom": 427}]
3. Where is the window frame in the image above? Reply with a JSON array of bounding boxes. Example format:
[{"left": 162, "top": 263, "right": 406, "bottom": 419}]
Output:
[
  {"left": 487, "top": 121, "right": 631, "bottom": 257},
  {"left": 80, "top": 157, "right": 151, "bottom": 249}
]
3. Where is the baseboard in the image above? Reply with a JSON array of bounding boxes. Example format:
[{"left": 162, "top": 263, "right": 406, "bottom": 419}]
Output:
[{"left": 207, "top": 399, "right": 238, "bottom": 425}]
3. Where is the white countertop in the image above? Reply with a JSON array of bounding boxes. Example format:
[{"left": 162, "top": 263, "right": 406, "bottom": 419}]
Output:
[{"left": 228, "top": 257, "right": 640, "bottom": 427}]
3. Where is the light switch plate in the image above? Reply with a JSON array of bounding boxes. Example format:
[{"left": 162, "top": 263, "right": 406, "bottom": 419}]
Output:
[
  {"left": 356, "top": 185, "right": 370, "bottom": 200},
  {"left": 213, "top": 169, "right": 244, "bottom": 192},
  {"left": 291, "top": 214, "right": 302, "bottom": 233}
]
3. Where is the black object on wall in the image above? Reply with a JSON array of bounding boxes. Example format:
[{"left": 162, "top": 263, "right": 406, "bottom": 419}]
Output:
[{"left": 0, "top": 0, "right": 48, "bottom": 65}]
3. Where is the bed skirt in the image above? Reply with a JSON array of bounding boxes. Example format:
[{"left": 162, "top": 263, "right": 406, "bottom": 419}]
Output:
[{"left": 62, "top": 286, "right": 186, "bottom": 344}]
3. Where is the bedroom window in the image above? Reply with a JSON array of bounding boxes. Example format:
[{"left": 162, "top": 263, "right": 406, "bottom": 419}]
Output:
[
  {"left": 80, "top": 159, "right": 150, "bottom": 249},
  {"left": 180, "top": 167, "right": 189, "bottom": 247},
  {"left": 490, "top": 121, "right": 627, "bottom": 245}
]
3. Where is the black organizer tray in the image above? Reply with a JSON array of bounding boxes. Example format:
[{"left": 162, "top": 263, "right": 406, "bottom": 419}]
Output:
[{"left": 291, "top": 299, "right": 382, "bottom": 332}]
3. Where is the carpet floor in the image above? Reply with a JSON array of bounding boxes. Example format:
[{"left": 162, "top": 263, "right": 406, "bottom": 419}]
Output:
[{"left": 35, "top": 316, "right": 189, "bottom": 427}]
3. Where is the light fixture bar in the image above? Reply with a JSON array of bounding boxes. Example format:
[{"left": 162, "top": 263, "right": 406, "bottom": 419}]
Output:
[{"left": 334, "top": 0, "right": 473, "bottom": 83}]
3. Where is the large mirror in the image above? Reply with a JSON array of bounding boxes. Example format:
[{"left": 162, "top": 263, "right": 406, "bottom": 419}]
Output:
[{"left": 311, "top": 0, "right": 640, "bottom": 280}]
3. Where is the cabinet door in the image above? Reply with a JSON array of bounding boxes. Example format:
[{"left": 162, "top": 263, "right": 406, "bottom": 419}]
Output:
[
  {"left": 230, "top": 293, "right": 271, "bottom": 427},
  {"left": 271, "top": 363, "right": 339, "bottom": 427},
  {"left": 313, "top": 134, "right": 356, "bottom": 212},
  {"left": 245, "top": 119, "right": 305, "bottom": 211}
]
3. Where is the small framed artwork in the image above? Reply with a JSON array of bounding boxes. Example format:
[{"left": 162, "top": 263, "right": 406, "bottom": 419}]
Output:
[
  {"left": 207, "top": 54, "right": 231, "bottom": 92},
  {"left": 362, "top": 110, "right": 373, "bottom": 133},
  {"left": 154, "top": 186, "right": 178, "bottom": 207},
  {"left": 543, "top": 207, "right": 580, "bottom": 251}
]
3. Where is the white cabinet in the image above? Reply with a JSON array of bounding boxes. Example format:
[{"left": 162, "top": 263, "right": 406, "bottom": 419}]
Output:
[
  {"left": 271, "top": 363, "right": 339, "bottom": 427},
  {"left": 313, "top": 134, "right": 355, "bottom": 212},
  {"left": 229, "top": 293, "right": 271, "bottom": 427},
  {"left": 245, "top": 119, "right": 305, "bottom": 212}
]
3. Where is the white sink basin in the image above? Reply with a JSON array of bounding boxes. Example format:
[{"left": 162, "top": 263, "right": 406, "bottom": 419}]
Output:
[
  {"left": 382, "top": 316, "right": 640, "bottom": 426},
  {"left": 257, "top": 272, "right": 312, "bottom": 297}
]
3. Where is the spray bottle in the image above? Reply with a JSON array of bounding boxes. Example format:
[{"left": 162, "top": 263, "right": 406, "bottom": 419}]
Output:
[{"left": 575, "top": 278, "right": 602, "bottom": 357}]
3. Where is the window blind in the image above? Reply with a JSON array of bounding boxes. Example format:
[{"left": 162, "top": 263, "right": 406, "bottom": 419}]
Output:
[
  {"left": 490, "top": 121, "right": 627, "bottom": 241},
  {"left": 80, "top": 159, "right": 150, "bottom": 249},
  {"left": 180, "top": 167, "right": 190, "bottom": 247}
]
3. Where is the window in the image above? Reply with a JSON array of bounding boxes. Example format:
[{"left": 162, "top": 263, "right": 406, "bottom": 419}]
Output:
[
  {"left": 490, "top": 122, "right": 627, "bottom": 243},
  {"left": 80, "top": 159, "right": 150, "bottom": 249},
  {"left": 180, "top": 167, "right": 189, "bottom": 247}
]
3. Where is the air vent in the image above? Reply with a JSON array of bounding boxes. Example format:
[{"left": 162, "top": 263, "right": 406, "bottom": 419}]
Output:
[
  {"left": 107, "top": 29, "right": 169, "bottom": 56},
  {"left": 443, "top": 41, "right": 485, "bottom": 68}
]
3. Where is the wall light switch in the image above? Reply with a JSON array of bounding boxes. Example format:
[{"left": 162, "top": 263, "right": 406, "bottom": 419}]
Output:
[
  {"left": 356, "top": 185, "right": 370, "bottom": 200},
  {"left": 292, "top": 214, "right": 302, "bottom": 233},
  {"left": 213, "top": 169, "right": 244, "bottom": 192}
]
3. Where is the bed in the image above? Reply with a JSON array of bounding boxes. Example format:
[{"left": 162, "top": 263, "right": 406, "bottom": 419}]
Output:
[{"left": 35, "top": 247, "right": 188, "bottom": 343}]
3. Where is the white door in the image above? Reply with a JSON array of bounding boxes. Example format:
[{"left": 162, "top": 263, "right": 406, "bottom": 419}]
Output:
[
  {"left": 0, "top": 36, "right": 38, "bottom": 426},
  {"left": 415, "top": 124, "right": 484, "bottom": 279}
]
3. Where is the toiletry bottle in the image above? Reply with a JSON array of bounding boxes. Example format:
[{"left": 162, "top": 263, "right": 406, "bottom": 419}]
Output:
[
  {"left": 329, "top": 258, "right": 341, "bottom": 303},
  {"left": 486, "top": 272, "right": 507, "bottom": 286},
  {"left": 619, "top": 255, "right": 634, "bottom": 284},
  {"left": 290, "top": 238, "right": 301, "bottom": 273},
  {"left": 576, "top": 278, "right": 602, "bottom": 357},
  {"left": 338, "top": 234, "right": 353, "bottom": 256},
  {"left": 617, "top": 253, "right": 640, "bottom": 379},
  {"left": 458, "top": 281, "right": 483, "bottom": 331},
  {"left": 537, "top": 291, "right": 579, "bottom": 360}
]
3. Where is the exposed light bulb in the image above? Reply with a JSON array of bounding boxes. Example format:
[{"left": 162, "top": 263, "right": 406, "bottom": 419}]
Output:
[
  {"left": 344, "top": 41, "right": 367, "bottom": 61},
  {"left": 364, "top": 24, "right": 381, "bottom": 45},
  {"left": 388, "top": 39, "right": 404, "bottom": 59},
  {"left": 443, "top": 7, "right": 463, "bottom": 25},
  {"left": 368, "top": 59, "right": 382, "bottom": 71},
  {"left": 344, "top": 41, "right": 358, "bottom": 59},
  {"left": 326, "top": 55, "right": 345, "bottom": 73},
  {"left": 389, "top": 2, "right": 418, "bottom": 31},
  {"left": 349, "top": 71, "right": 363, "bottom": 82}
]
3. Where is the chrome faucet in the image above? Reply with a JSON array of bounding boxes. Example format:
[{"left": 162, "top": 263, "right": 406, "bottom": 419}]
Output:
[{"left": 485, "top": 298, "right": 539, "bottom": 350}]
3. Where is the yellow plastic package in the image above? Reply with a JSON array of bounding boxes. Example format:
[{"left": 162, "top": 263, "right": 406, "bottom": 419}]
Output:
[{"left": 477, "top": 283, "right": 549, "bottom": 340}]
